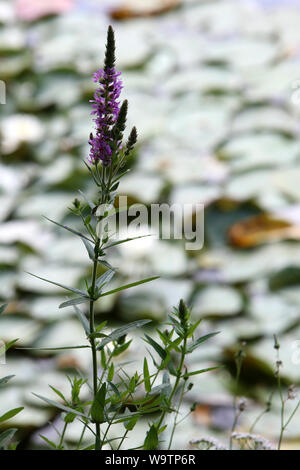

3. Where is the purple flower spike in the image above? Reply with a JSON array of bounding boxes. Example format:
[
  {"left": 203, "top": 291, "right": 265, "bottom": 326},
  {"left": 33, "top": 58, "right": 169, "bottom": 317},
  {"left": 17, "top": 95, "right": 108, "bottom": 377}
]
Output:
[
  {"left": 88, "top": 67, "right": 123, "bottom": 166},
  {"left": 88, "top": 26, "right": 123, "bottom": 166}
]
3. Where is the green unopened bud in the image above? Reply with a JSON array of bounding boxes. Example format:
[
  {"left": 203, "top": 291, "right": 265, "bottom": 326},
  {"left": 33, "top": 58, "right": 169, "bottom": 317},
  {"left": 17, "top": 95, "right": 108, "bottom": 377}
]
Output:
[
  {"left": 104, "top": 25, "right": 116, "bottom": 70},
  {"left": 73, "top": 198, "right": 81, "bottom": 209},
  {"left": 117, "top": 334, "right": 126, "bottom": 345}
]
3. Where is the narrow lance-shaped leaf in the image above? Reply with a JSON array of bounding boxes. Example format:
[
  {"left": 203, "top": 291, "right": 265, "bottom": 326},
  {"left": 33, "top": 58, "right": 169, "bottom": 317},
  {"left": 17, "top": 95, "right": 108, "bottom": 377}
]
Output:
[
  {"left": 59, "top": 297, "right": 89, "bottom": 309},
  {"left": 186, "top": 332, "right": 220, "bottom": 354},
  {"left": 0, "top": 407, "right": 24, "bottom": 424},
  {"left": 143, "top": 334, "right": 167, "bottom": 361},
  {"left": 0, "top": 429, "right": 17, "bottom": 449},
  {"left": 104, "top": 234, "right": 152, "bottom": 250},
  {"left": 43, "top": 216, "right": 94, "bottom": 243},
  {"left": 18, "top": 345, "right": 89, "bottom": 351},
  {"left": 0, "top": 375, "right": 15, "bottom": 387},
  {"left": 143, "top": 358, "right": 151, "bottom": 393},
  {"left": 26, "top": 272, "right": 87, "bottom": 297},
  {"left": 78, "top": 190, "right": 96, "bottom": 210},
  {"left": 73, "top": 305, "right": 90, "bottom": 336},
  {"left": 82, "top": 238, "right": 95, "bottom": 261},
  {"left": 91, "top": 383, "right": 106, "bottom": 424},
  {"left": 143, "top": 425, "right": 158, "bottom": 450},
  {"left": 32, "top": 393, "right": 88, "bottom": 420},
  {"left": 0, "top": 304, "right": 8, "bottom": 315},
  {"left": 97, "top": 320, "right": 151, "bottom": 351},
  {"left": 96, "top": 269, "right": 116, "bottom": 289},
  {"left": 98, "top": 276, "right": 159, "bottom": 299},
  {"left": 183, "top": 366, "right": 222, "bottom": 378}
]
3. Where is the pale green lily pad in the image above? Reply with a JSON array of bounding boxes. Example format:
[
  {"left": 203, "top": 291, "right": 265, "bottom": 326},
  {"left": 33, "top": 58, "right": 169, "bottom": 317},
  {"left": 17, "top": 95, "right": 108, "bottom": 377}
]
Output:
[
  {"left": 0, "top": 26, "right": 25, "bottom": 52},
  {"left": 118, "top": 172, "right": 164, "bottom": 203},
  {"left": 0, "top": 271, "right": 15, "bottom": 299},
  {"left": 219, "top": 133, "right": 300, "bottom": 172},
  {"left": 0, "top": 220, "right": 52, "bottom": 252},
  {"left": 138, "top": 141, "right": 228, "bottom": 184},
  {"left": 0, "top": 114, "right": 44, "bottom": 154},
  {"left": 16, "top": 192, "right": 72, "bottom": 220},
  {"left": 28, "top": 296, "right": 75, "bottom": 320},
  {"left": 170, "top": 184, "right": 221, "bottom": 207},
  {"left": 0, "top": 246, "right": 18, "bottom": 265},
  {"left": 164, "top": 67, "right": 240, "bottom": 95},
  {"left": 18, "top": 261, "right": 83, "bottom": 294},
  {"left": 232, "top": 107, "right": 298, "bottom": 135},
  {"left": 192, "top": 286, "right": 243, "bottom": 317},
  {"left": 32, "top": 319, "right": 88, "bottom": 351},
  {"left": 247, "top": 293, "right": 299, "bottom": 335},
  {"left": 0, "top": 316, "right": 41, "bottom": 346},
  {"left": 0, "top": 53, "right": 30, "bottom": 79},
  {"left": 119, "top": 278, "right": 193, "bottom": 321},
  {"left": 249, "top": 328, "right": 300, "bottom": 383}
]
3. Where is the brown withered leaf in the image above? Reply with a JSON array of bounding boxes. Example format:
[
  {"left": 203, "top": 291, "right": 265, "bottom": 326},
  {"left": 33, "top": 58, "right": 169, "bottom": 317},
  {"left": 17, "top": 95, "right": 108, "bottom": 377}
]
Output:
[
  {"left": 110, "top": 0, "right": 181, "bottom": 20},
  {"left": 228, "top": 214, "right": 300, "bottom": 248}
]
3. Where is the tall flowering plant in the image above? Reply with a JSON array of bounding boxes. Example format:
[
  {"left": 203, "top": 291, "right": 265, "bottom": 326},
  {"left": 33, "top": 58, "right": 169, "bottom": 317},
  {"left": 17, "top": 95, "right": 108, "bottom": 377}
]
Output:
[{"left": 28, "top": 26, "right": 218, "bottom": 450}]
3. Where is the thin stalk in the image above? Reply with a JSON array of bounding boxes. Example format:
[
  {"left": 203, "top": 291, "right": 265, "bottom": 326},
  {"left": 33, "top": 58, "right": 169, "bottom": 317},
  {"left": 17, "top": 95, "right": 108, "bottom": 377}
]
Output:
[
  {"left": 156, "top": 336, "right": 187, "bottom": 435},
  {"left": 277, "top": 372, "right": 285, "bottom": 450},
  {"left": 168, "top": 381, "right": 185, "bottom": 450},
  {"left": 117, "top": 429, "right": 129, "bottom": 450},
  {"left": 76, "top": 422, "right": 87, "bottom": 450},
  {"left": 89, "top": 239, "right": 101, "bottom": 450},
  {"left": 249, "top": 409, "right": 267, "bottom": 434},
  {"left": 58, "top": 421, "right": 68, "bottom": 450}
]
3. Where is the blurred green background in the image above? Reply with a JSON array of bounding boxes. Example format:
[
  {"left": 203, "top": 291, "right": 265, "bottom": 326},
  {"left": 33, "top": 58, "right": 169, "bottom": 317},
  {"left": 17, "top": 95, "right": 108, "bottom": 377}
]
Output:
[{"left": 2, "top": 0, "right": 300, "bottom": 450}]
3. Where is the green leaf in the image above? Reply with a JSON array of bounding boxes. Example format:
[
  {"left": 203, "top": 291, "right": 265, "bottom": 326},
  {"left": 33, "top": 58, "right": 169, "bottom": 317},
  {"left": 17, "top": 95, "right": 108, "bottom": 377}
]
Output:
[
  {"left": 108, "top": 363, "right": 114, "bottom": 382},
  {"left": 143, "top": 335, "right": 167, "bottom": 361},
  {"left": 78, "top": 190, "right": 96, "bottom": 210},
  {"left": 18, "top": 345, "right": 89, "bottom": 351},
  {"left": 39, "top": 434, "right": 57, "bottom": 449},
  {"left": 183, "top": 366, "right": 221, "bottom": 378},
  {"left": 5, "top": 338, "right": 18, "bottom": 352},
  {"left": 25, "top": 272, "right": 87, "bottom": 297},
  {"left": 59, "top": 296, "right": 89, "bottom": 309},
  {"left": 32, "top": 393, "right": 88, "bottom": 419},
  {"left": 64, "top": 412, "right": 76, "bottom": 424},
  {"left": 43, "top": 216, "right": 94, "bottom": 243},
  {"left": 187, "top": 319, "right": 202, "bottom": 338},
  {"left": 0, "top": 407, "right": 23, "bottom": 423},
  {"left": 98, "top": 259, "right": 117, "bottom": 271},
  {"left": 143, "top": 358, "right": 151, "bottom": 393},
  {"left": 112, "top": 339, "right": 132, "bottom": 357},
  {"left": 108, "top": 381, "right": 121, "bottom": 399},
  {"left": 0, "top": 429, "right": 17, "bottom": 449},
  {"left": 74, "top": 305, "right": 90, "bottom": 336},
  {"left": 96, "top": 270, "right": 116, "bottom": 289},
  {"left": 124, "top": 416, "right": 138, "bottom": 431},
  {"left": 98, "top": 276, "right": 159, "bottom": 299},
  {"left": 91, "top": 384, "right": 106, "bottom": 424},
  {"left": 186, "top": 332, "right": 220, "bottom": 354},
  {"left": 0, "top": 375, "right": 15, "bottom": 387},
  {"left": 49, "top": 385, "right": 66, "bottom": 402},
  {"left": 143, "top": 425, "right": 158, "bottom": 450},
  {"left": 0, "top": 304, "right": 8, "bottom": 315},
  {"left": 82, "top": 238, "right": 95, "bottom": 261},
  {"left": 97, "top": 320, "right": 151, "bottom": 351},
  {"left": 104, "top": 234, "right": 152, "bottom": 250}
]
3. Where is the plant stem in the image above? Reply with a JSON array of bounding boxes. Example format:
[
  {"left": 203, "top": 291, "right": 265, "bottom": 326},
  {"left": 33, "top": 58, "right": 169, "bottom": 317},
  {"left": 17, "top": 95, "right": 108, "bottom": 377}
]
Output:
[
  {"left": 58, "top": 421, "right": 68, "bottom": 450},
  {"left": 277, "top": 372, "right": 285, "bottom": 450},
  {"left": 89, "top": 239, "right": 101, "bottom": 450},
  {"left": 168, "top": 381, "right": 185, "bottom": 450},
  {"left": 156, "top": 336, "right": 187, "bottom": 442}
]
